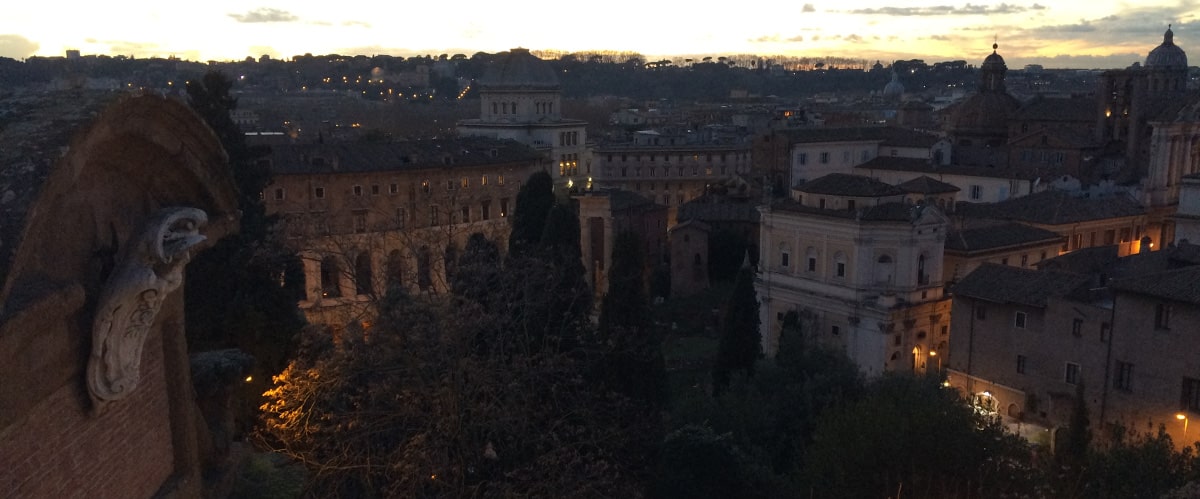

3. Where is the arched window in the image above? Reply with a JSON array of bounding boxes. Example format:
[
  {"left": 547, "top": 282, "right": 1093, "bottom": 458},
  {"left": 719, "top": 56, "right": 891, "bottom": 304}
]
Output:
[
  {"left": 354, "top": 251, "right": 373, "bottom": 296},
  {"left": 385, "top": 250, "right": 405, "bottom": 290},
  {"left": 417, "top": 246, "right": 432, "bottom": 291},
  {"left": 320, "top": 256, "right": 341, "bottom": 298}
]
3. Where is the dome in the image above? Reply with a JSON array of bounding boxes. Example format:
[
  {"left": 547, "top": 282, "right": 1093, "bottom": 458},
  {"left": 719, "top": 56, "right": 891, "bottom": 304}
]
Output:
[
  {"left": 949, "top": 91, "right": 1021, "bottom": 138},
  {"left": 981, "top": 44, "right": 1006, "bottom": 71},
  {"left": 479, "top": 48, "right": 560, "bottom": 90},
  {"left": 1146, "top": 26, "right": 1187, "bottom": 69},
  {"left": 883, "top": 68, "right": 905, "bottom": 97}
]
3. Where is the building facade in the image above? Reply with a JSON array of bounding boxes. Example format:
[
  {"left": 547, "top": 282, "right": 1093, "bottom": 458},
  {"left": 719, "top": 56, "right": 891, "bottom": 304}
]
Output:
[{"left": 756, "top": 174, "right": 951, "bottom": 376}]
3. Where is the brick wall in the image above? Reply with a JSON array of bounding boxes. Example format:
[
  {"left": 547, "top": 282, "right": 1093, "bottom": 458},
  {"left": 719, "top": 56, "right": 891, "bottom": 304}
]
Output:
[{"left": 0, "top": 328, "right": 175, "bottom": 499}]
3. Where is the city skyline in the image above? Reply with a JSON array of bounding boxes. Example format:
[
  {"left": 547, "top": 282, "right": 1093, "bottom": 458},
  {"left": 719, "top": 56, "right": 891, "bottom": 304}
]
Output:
[{"left": 1, "top": 1, "right": 1198, "bottom": 69}]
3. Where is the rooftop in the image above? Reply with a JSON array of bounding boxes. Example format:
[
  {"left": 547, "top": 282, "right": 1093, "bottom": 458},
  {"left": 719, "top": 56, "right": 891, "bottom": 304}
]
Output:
[
  {"left": 896, "top": 175, "right": 960, "bottom": 194},
  {"left": 795, "top": 173, "right": 906, "bottom": 197},
  {"left": 945, "top": 223, "right": 1064, "bottom": 253},
  {"left": 268, "top": 137, "right": 543, "bottom": 175},
  {"left": 956, "top": 190, "right": 1145, "bottom": 225},
  {"left": 952, "top": 263, "right": 1090, "bottom": 308}
]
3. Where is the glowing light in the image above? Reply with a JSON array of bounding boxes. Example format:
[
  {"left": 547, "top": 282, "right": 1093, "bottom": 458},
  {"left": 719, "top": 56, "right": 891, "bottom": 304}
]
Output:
[
  {"left": 1179, "top": 413, "right": 1188, "bottom": 421},
  {"left": 980, "top": 391, "right": 992, "bottom": 398},
  {"left": 929, "top": 350, "right": 938, "bottom": 357},
  {"left": 244, "top": 376, "right": 253, "bottom": 383}
]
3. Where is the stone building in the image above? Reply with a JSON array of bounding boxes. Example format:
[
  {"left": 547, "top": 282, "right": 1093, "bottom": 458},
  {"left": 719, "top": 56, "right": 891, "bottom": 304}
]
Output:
[
  {"left": 755, "top": 173, "right": 951, "bottom": 376},
  {"left": 947, "top": 243, "right": 1200, "bottom": 448},
  {"left": 576, "top": 189, "right": 668, "bottom": 298},
  {"left": 262, "top": 137, "right": 542, "bottom": 327},
  {"left": 458, "top": 48, "right": 588, "bottom": 188},
  {"left": 0, "top": 92, "right": 240, "bottom": 497}
]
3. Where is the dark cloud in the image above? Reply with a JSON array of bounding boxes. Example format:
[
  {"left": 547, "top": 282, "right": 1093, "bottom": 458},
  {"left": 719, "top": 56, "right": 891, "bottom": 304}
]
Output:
[
  {"left": 846, "top": 3, "right": 1045, "bottom": 16},
  {"left": 228, "top": 8, "right": 299, "bottom": 23},
  {"left": 0, "top": 34, "right": 38, "bottom": 59},
  {"left": 802, "top": 4, "right": 815, "bottom": 12}
]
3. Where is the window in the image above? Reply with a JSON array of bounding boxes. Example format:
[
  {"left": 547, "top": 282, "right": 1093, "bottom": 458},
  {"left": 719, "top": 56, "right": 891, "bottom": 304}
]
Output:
[
  {"left": 831, "top": 325, "right": 840, "bottom": 336},
  {"left": 1156, "top": 303, "right": 1172, "bottom": 329},
  {"left": 273, "top": 188, "right": 285, "bottom": 201},
  {"left": 353, "top": 210, "right": 367, "bottom": 233},
  {"left": 1072, "top": 318, "right": 1083, "bottom": 337},
  {"left": 421, "top": 180, "right": 430, "bottom": 194},
  {"left": 314, "top": 187, "right": 325, "bottom": 199},
  {"left": 395, "top": 208, "right": 406, "bottom": 229},
  {"left": 835, "top": 252, "right": 846, "bottom": 277},
  {"left": 976, "top": 305, "right": 987, "bottom": 321},
  {"left": 1017, "top": 355, "right": 1027, "bottom": 374},
  {"left": 481, "top": 175, "right": 489, "bottom": 186},
  {"left": 430, "top": 206, "right": 439, "bottom": 226},
  {"left": 1100, "top": 322, "right": 1111, "bottom": 343},
  {"left": 353, "top": 185, "right": 363, "bottom": 196},
  {"left": 497, "top": 175, "right": 505, "bottom": 185},
  {"left": 940, "top": 325, "right": 948, "bottom": 336},
  {"left": 1183, "top": 378, "right": 1200, "bottom": 413},
  {"left": 798, "top": 153, "right": 807, "bottom": 165},
  {"left": 819, "top": 198, "right": 826, "bottom": 209},
  {"left": 447, "top": 179, "right": 455, "bottom": 191},
  {"left": 1065, "top": 362, "right": 1081, "bottom": 385},
  {"left": 389, "top": 183, "right": 399, "bottom": 195},
  {"left": 1020, "top": 254, "right": 1028, "bottom": 267},
  {"left": 847, "top": 200, "right": 856, "bottom": 211},
  {"left": 1114, "top": 361, "right": 1133, "bottom": 391},
  {"left": 969, "top": 185, "right": 982, "bottom": 200},
  {"left": 500, "top": 198, "right": 510, "bottom": 217},
  {"left": 320, "top": 256, "right": 341, "bottom": 298},
  {"left": 481, "top": 201, "right": 491, "bottom": 221},
  {"left": 461, "top": 177, "right": 470, "bottom": 189},
  {"left": 461, "top": 206, "right": 470, "bottom": 223},
  {"left": 780, "top": 251, "right": 790, "bottom": 268},
  {"left": 1015, "top": 311, "right": 1027, "bottom": 329},
  {"left": 820, "top": 152, "right": 830, "bottom": 164},
  {"left": 354, "top": 252, "right": 373, "bottom": 296},
  {"left": 371, "top": 184, "right": 380, "bottom": 195}
]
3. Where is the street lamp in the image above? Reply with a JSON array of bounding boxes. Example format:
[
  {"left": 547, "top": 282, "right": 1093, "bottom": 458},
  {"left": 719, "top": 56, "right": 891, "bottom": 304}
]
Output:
[{"left": 1178, "top": 413, "right": 1189, "bottom": 435}]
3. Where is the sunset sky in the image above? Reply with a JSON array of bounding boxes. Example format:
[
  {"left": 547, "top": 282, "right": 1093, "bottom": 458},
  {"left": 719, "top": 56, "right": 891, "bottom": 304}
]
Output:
[{"left": 1, "top": 1, "right": 1197, "bottom": 68}]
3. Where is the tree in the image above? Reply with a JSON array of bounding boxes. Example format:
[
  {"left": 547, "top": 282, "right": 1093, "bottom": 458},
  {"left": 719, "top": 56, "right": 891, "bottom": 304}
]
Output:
[
  {"left": 712, "top": 260, "right": 761, "bottom": 392},
  {"left": 259, "top": 285, "right": 655, "bottom": 497},
  {"left": 450, "top": 232, "right": 502, "bottom": 310},
  {"left": 184, "top": 70, "right": 304, "bottom": 379},
  {"left": 802, "top": 374, "right": 1037, "bottom": 498},
  {"left": 507, "top": 171, "right": 555, "bottom": 257},
  {"left": 598, "top": 230, "right": 650, "bottom": 337}
]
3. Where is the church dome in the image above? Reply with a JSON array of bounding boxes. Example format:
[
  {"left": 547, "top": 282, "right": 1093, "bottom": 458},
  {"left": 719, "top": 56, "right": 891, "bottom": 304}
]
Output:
[
  {"left": 883, "top": 68, "right": 904, "bottom": 97},
  {"left": 479, "top": 48, "right": 560, "bottom": 90},
  {"left": 1146, "top": 26, "right": 1187, "bottom": 69},
  {"left": 948, "top": 43, "right": 1020, "bottom": 138}
]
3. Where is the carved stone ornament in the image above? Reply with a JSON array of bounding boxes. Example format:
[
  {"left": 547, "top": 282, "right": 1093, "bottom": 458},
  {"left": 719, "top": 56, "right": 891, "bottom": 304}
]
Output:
[{"left": 88, "top": 207, "right": 208, "bottom": 409}]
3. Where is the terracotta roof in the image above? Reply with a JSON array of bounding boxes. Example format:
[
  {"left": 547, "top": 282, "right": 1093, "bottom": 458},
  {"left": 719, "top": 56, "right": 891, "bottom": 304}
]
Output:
[
  {"left": 856, "top": 156, "right": 1042, "bottom": 180},
  {"left": 952, "top": 263, "right": 1090, "bottom": 308},
  {"left": 1111, "top": 266, "right": 1200, "bottom": 305},
  {"left": 796, "top": 173, "right": 905, "bottom": 197},
  {"left": 677, "top": 197, "right": 760, "bottom": 223},
  {"left": 1012, "top": 95, "right": 1096, "bottom": 123},
  {"left": 268, "top": 137, "right": 542, "bottom": 175},
  {"left": 897, "top": 175, "right": 960, "bottom": 194},
  {"left": 771, "top": 199, "right": 928, "bottom": 222},
  {"left": 957, "top": 190, "right": 1145, "bottom": 225},
  {"left": 945, "top": 223, "right": 1063, "bottom": 253},
  {"left": 774, "top": 126, "right": 938, "bottom": 146}
]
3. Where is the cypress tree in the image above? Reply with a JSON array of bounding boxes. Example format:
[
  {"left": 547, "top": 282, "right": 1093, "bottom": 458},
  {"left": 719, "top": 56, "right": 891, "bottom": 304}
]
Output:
[{"left": 713, "top": 258, "right": 762, "bottom": 392}]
